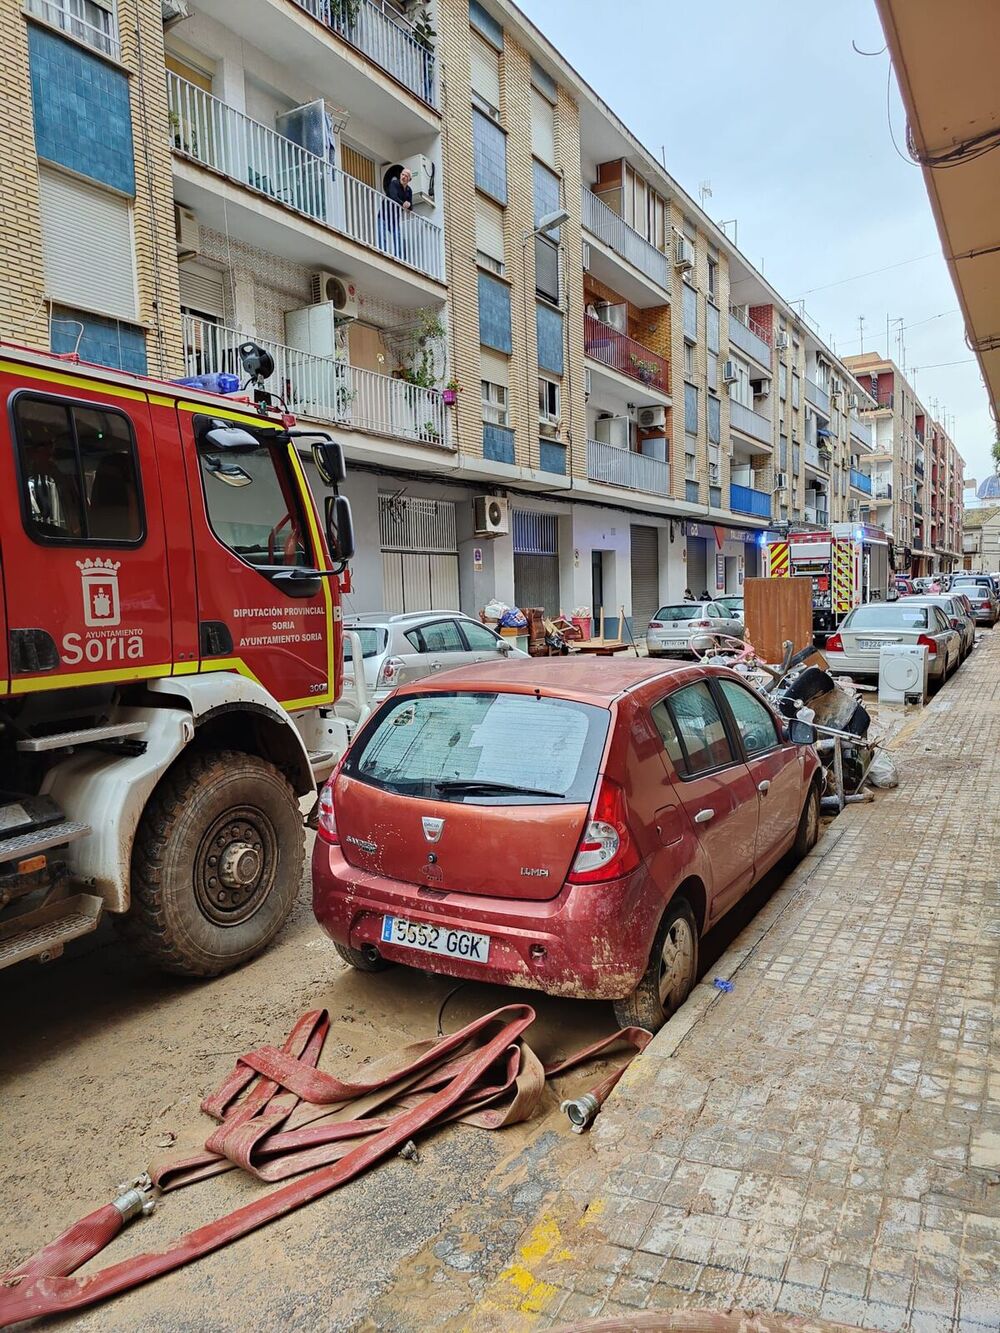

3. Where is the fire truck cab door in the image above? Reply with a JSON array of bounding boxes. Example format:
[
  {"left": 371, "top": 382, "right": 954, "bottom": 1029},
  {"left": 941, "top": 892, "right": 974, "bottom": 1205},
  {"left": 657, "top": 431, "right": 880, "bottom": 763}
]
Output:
[
  {"left": 181, "top": 409, "right": 333, "bottom": 710},
  {"left": 1, "top": 382, "right": 172, "bottom": 693}
]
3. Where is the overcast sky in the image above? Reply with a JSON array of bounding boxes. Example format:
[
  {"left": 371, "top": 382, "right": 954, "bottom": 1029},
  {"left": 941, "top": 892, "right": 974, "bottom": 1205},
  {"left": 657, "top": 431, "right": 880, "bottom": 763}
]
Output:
[{"left": 518, "top": 0, "right": 992, "bottom": 487}]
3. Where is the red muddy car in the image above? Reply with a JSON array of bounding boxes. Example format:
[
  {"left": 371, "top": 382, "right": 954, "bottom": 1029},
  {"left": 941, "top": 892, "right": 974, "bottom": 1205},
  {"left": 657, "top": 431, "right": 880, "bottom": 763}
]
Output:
[{"left": 312, "top": 659, "right": 821, "bottom": 1031}]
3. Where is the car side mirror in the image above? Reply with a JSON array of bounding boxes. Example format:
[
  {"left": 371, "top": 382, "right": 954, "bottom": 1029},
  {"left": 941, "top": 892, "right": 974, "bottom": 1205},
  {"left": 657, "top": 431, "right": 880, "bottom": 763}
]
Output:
[
  {"left": 312, "top": 440, "right": 347, "bottom": 486},
  {"left": 325, "top": 494, "right": 355, "bottom": 562},
  {"left": 787, "top": 719, "right": 817, "bottom": 746},
  {"left": 496, "top": 639, "right": 512, "bottom": 655}
]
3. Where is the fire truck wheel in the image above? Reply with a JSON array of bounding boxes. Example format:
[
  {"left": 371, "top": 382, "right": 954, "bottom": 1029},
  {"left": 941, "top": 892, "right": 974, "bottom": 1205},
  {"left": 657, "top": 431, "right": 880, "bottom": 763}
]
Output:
[{"left": 121, "top": 749, "right": 303, "bottom": 976}]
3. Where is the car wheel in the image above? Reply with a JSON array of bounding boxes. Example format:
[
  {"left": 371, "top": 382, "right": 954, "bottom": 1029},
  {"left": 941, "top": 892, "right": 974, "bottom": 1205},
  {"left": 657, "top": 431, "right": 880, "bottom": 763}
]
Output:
[
  {"left": 791, "top": 783, "right": 821, "bottom": 862},
  {"left": 613, "top": 896, "right": 698, "bottom": 1033},
  {"left": 334, "top": 941, "right": 394, "bottom": 972}
]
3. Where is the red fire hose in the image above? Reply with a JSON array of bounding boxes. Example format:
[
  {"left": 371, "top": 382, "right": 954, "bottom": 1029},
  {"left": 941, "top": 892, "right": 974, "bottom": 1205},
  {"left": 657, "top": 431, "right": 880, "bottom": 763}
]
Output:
[{"left": 0, "top": 1004, "right": 650, "bottom": 1326}]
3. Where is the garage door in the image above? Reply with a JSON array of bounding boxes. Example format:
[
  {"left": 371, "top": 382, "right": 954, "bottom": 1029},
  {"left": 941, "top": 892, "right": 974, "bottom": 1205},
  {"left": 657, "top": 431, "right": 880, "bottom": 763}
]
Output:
[
  {"left": 513, "top": 509, "right": 560, "bottom": 615},
  {"left": 379, "top": 494, "right": 460, "bottom": 613},
  {"left": 630, "top": 524, "right": 659, "bottom": 636}
]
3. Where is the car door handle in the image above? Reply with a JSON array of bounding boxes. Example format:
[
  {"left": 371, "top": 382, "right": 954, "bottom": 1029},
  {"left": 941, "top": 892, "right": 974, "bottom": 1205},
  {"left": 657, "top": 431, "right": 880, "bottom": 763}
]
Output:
[
  {"left": 430, "top": 663, "right": 442, "bottom": 671},
  {"left": 694, "top": 808, "right": 715, "bottom": 824},
  {"left": 758, "top": 780, "right": 771, "bottom": 795}
]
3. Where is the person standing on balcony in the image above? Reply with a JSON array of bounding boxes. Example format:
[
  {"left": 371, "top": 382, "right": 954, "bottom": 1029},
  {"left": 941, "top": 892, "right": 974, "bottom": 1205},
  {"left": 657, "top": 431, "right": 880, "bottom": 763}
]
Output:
[{"left": 379, "top": 167, "right": 413, "bottom": 261}]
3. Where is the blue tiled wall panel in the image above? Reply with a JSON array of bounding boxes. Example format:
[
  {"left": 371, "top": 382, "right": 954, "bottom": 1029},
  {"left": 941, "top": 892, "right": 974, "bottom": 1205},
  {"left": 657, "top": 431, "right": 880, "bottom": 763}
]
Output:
[
  {"left": 469, "top": 0, "right": 503, "bottom": 48},
  {"left": 478, "top": 273, "right": 512, "bottom": 353},
  {"left": 482, "top": 422, "right": 515, "bottom": 464},
  {"left": 51, "top": 306, "right": 147, "bottom": 375},
  {"left": 539, "top": 439, "right": 566, "bottom": 475},
  {"left": 473, "top": 110, "right": 507, "bottom": 204},
  {"left": 536, "top": 304, "right": 563, "bottom": 375},
  {"left": 29, "top": 26, "right": 135, "bottom": 195}
]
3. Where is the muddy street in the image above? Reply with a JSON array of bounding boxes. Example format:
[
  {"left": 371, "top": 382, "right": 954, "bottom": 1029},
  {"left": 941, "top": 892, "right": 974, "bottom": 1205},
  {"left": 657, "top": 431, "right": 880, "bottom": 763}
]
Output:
[{"left": 0, "top": 830, "right": 780, "bottom": 1331}]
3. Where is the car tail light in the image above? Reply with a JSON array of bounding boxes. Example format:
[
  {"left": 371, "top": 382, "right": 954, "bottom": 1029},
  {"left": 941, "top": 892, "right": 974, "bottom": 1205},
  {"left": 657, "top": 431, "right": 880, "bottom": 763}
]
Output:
[
  {"left": 316, "top": 751, "right": 350, "bottom": 845},
  {"left": 826, "top": 632, "right": 843, "bottom": 652},
  {"left": 568, "top": 778, "right": 640, "bottom": 885},
  {"left": 647, "top": 620, "right": 663, "bottom": 629},
  {"left": 376, "top": 656, "right": 405, "bottom": 688},
  {"left": 916, "top": 633, "right": 937, "bottom": 656}
]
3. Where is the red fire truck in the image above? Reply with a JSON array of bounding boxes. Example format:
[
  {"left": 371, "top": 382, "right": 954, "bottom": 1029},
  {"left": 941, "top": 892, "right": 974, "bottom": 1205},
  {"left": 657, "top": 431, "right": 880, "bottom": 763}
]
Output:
[
  {"left": 762, "top": 524, "right": 893, "bottom": 642},
  {"left": 0, "top": 343, "right": 354, "bottom": 973}
]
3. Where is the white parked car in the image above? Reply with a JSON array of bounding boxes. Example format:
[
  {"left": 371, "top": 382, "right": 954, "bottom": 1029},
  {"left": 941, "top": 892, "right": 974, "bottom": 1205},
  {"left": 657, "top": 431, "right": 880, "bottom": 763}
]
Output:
[
  {"left": 338, "top": 611, "right": 528, "bottom": 721},
  {"left": 900, "top": 595, "right": 975, "bottom": 659},
  {"left": 824, "top": 602, "right": 960, "bottom": 684},
  {"left": 646, "top": 601, "right": 745, "bottom": 656}
]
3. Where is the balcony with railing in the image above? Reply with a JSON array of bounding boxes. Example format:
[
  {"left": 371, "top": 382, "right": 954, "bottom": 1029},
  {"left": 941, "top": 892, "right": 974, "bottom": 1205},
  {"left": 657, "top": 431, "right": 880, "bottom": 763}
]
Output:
[
  {"left": 914, "top": 500, "right": 924, "bottom": 516},
  {"left": 873, "top": 481, "right": 892, "bottom": 501},
  {"left": 849, "top": 412, "right": 872, "bottom": 447},
  {"left": 728, "top": 310, "right": 771, "bottom": 368},
  {"left": 584, "top": 315, "right": 669, "bottom": 394},
  {"left": 166, "top": 74, "right": 444, "bottom": 282},
  {"left": 850, "top": 468, "right": 872, "bottom": 494},
  {"left": 729, "top": 483, "right": 771, "bottom": 519},
  {"left": 805, "top": 378, "right": 830, "bottom": 415},
  {"left": 182, "top": 315, "right": 448, "bottom": 446},
  {"left": 729, "top": 398, "right": 772, "bottom": 445},
  {"left": 581, "top": 189, "right": 669, "bottom": 289},
  {"left": 587, "top": 438, "right": 669, "bottom": 495},
  {"left": 291, "top": 0, "right": 436, "bottom": 106},
  {"left": 804, "top": 442, "right": 828, "bottom": 471}
]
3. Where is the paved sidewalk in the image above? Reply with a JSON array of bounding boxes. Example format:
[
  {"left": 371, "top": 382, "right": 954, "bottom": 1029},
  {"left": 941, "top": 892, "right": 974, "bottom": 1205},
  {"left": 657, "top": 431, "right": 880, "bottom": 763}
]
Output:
[{"left": 406, "top": 633, "right": 999, "bottom": 1332}]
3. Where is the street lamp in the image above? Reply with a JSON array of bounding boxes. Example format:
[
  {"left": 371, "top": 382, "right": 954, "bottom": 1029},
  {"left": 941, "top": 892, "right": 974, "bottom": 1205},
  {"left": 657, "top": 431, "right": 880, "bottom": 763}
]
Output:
[{"left": 526, "top": 207, "right": 570, "bottom": 240}]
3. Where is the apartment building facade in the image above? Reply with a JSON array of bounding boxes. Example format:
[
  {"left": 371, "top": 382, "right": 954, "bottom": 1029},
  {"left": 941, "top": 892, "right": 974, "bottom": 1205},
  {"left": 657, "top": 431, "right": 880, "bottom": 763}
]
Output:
[
  {"left": 3, "top": 0, "right": 882, "bottom": 634},
  {"left": 845, "top": 354, "right": 964, "bottom": 574}
]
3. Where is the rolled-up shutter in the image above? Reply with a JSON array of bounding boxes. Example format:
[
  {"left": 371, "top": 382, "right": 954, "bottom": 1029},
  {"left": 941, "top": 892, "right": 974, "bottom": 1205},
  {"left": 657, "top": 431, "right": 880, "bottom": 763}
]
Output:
[
  {"left": 630, "top": 524, "right": 659, "bottom": 636},
  {"left": 470, "top": 33, "right": 500, "bottom": 112},
  {"left": 178, "top": 261, "right": 225, "bottom": 318},
  {"left": 38, "top": 167, "right": 137, "bottom": 321}
]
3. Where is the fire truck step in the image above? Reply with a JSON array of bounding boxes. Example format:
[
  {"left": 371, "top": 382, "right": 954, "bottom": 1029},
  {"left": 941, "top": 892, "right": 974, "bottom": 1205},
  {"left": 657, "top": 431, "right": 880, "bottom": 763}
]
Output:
[
  {"left": 0, "top": 892, "right": 103, "bottom": 968},
  {"left": 0, "top": 820, "right": 91, "bottom": 866},
  {"left": 16, "top": 722, "right": 147, "bottom": 753}
]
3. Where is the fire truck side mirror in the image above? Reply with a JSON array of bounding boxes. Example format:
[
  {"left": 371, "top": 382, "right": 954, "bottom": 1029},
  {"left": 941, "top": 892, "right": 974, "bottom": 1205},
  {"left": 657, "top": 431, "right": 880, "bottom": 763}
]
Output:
[
  {"left": 326, "top": 494, "right": 355, "bottom": 563},
  {"left": 312, "top": 440, "right": 347, "bottom": 487}
]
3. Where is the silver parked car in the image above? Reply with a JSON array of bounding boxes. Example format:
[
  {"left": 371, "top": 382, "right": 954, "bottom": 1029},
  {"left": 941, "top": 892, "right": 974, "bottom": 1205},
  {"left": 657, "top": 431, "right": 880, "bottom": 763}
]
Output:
[
  {"left": 339, "top": 611, "right": 528, "bottom": 718},
  {"left": 900, "top": 595, "right": 975, "bottom": 659},
  {"left": 646, "top": 601, "right": 745, "bottom": 656},
  {"left": 950, "top": 577, "right": 999, "bottom": 625},
  {"left": 824, "top": 602, "right": 960, "bottom": 684}
]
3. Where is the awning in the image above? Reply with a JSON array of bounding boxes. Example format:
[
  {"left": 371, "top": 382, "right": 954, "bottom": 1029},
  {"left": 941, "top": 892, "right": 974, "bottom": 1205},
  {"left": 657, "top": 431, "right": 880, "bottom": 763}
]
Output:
[{"left": 816, "top": 426, "right": 834, "bottom": 439}]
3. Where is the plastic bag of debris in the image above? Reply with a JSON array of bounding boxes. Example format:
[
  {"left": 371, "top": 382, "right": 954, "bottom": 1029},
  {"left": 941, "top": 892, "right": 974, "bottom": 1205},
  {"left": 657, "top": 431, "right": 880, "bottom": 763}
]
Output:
[{"left": 867, "top": 750, "right": 899, "bottom": 789}]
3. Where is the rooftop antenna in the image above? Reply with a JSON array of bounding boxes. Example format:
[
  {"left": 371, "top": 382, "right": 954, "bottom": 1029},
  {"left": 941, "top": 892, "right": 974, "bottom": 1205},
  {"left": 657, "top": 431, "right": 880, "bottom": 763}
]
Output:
[
  {"left": 699, "top": 180, "right": 713, "bottom": 210},
  {"left": 858, "top": 315, "right": 865, "bottom": 353},
  {"left": 719, "top": 218, "right": 738, "bottom": 247},
  {"left": 660, "top": 145, "right": 666, "bottom": 169}
]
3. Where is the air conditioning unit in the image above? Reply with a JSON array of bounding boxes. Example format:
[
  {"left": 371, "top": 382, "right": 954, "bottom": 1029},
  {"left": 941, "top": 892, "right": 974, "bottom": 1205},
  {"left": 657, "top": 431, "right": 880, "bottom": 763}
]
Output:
[
  {"left": 638, "top": 406, "right": 666, "bottom": 429},
  {"left": 674, "top": 235, "right": 694, "bottom": 271},
  {"left": 584, "top": 366, "right": 592, "bottom": 397},
  {"left": 474, "top": 495, "right": 510, "bottom": 537},
  {"left": 722, "top": 360, "right": 738, "bottom": 384},
  {"left": 162, "top": 0, "right": 191, "bottom": 28},
  {"left": 775, "top": 471, "right": 789, "bottom": 489},
  {"left": 381, "top": 154, "right": 435, "bottom": 206},
  {"left": 310, "top": 271, "right": 359, "bottom": 319},
  {"left": 582, "top": 240, "right": 591, "bottom": 271},
  {"left": 175, "top": 204, "right": 200, "bottom": 258},
  {"left": 775, "top": 333, "right": 789, "bottom": 351},
  {"left": 754, "top": 379, "right": 771, "bottom": 398}
]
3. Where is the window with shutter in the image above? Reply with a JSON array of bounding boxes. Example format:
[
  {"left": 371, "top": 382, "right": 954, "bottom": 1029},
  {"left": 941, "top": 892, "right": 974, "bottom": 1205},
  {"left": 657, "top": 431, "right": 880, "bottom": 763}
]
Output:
[
  {"left": 470, "top": 32, "right": 501, "bottom": 113},
  {"left": 39, "top": 167, "right": 137, "bottom": 322},
  {"left": 475, "top": 195, "right": 505, "bottom": 274},
  {"left": 531, "top": 89, "right": 555, "bottom": 165}
]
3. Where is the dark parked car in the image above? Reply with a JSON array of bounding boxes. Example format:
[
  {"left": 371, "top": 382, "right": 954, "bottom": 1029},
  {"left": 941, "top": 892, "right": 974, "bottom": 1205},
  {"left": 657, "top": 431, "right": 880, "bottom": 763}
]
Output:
[{"left": 313, "top": 658, "right": 821, "bottom": 1032}]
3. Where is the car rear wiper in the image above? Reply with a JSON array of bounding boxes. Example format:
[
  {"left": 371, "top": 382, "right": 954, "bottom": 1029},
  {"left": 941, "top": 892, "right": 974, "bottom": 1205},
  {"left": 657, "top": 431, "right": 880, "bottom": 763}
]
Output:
[{"left": 433, "top": 779, "right": 566, "bottom": 798}]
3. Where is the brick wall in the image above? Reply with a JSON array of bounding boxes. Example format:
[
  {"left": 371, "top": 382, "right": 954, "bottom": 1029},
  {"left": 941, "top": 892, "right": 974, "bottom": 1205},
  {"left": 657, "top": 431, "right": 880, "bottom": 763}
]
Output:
[{"left": 0, "top": 5, "right": 47, "bottom": 349}]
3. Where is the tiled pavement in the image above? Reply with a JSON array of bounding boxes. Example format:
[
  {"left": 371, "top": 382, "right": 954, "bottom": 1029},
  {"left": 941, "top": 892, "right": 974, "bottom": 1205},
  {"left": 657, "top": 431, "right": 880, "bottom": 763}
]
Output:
[{"left": 466, "top": 633, "right": 1000, "bottom": 1331}]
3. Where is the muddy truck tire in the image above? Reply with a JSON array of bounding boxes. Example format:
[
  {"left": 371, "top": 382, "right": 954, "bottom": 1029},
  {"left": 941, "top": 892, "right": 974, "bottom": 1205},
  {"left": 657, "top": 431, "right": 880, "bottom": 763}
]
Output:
[{"left": 119, "top": 749, "right": 303, "bottom": 977}]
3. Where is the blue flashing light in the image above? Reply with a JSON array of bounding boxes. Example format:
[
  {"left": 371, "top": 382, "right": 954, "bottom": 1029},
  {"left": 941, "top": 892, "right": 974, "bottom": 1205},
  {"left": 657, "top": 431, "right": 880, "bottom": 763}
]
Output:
[{"left": 855, "top": 527, "right": 864, "bottom": 541}]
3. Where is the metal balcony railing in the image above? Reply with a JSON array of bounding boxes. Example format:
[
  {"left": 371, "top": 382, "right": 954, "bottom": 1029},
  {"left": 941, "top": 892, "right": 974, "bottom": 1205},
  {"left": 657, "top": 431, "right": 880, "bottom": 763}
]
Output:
[
  {"left": 849, "top": 468, "right": 872, "bottom": 494},
  {"left": 805, "top": 378, "right": 830, "bottom": 415},
  {"left": 586, "top": 438, "right": 669, "bottom": 495},
  {"left": 581, "top": 189, "right": 669, "bottom": 288},
  {"left": 873, "top": 482, "right": 892, "bottom": 500},
  {"left": 805, "top": 442, "right": 824, "bottom": 470},
  {"left": 583, "top": 315, "right": 669, "bottom": 393},
  {"left": 729, "top": 483, "right": 771, "bottom": 518},
  {"left": 291, "top": 0, "right": 437, "bottom": 106},
  {"left": 182, "top": 315, "right": 448, "bottom": 446},
  {"left": 729, "top": 398, "right": 772, "bottom": 444},
  {"left": 728, "top": 311, "right": 771, "bottom": 367},
  {"left": 166, "top": 75, "right": 443, "bottom": 281}
]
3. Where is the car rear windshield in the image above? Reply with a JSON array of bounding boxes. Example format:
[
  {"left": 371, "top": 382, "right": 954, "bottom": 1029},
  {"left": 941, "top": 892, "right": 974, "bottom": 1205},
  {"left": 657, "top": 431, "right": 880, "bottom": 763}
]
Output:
[
  {"left": 847, "top": 605, "right": 929, "bottom": 629},
  {"left": 343, "top": 628, "right": 387, "bottom": 662},
  {"left": 953, "top": 577, "right": 990, "bottom": 588},
  {"left": 653, "top": 605, "right": 702, "bottom": 622},
  {"left": 346, "top": 691, "right": 610, "bottom": 804}
]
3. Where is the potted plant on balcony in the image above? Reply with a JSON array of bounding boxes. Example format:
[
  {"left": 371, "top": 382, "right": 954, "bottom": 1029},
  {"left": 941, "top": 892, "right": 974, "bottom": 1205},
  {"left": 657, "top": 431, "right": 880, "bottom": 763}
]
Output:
[
  {"left": 328, "top": 0, "right": 361, "bottom": 35},
  {"left": 442, "top": 378, "right": 460, "bottom": 406},
  {"left": 629, "top": 355, "right": 660, "bottom": 387}
]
